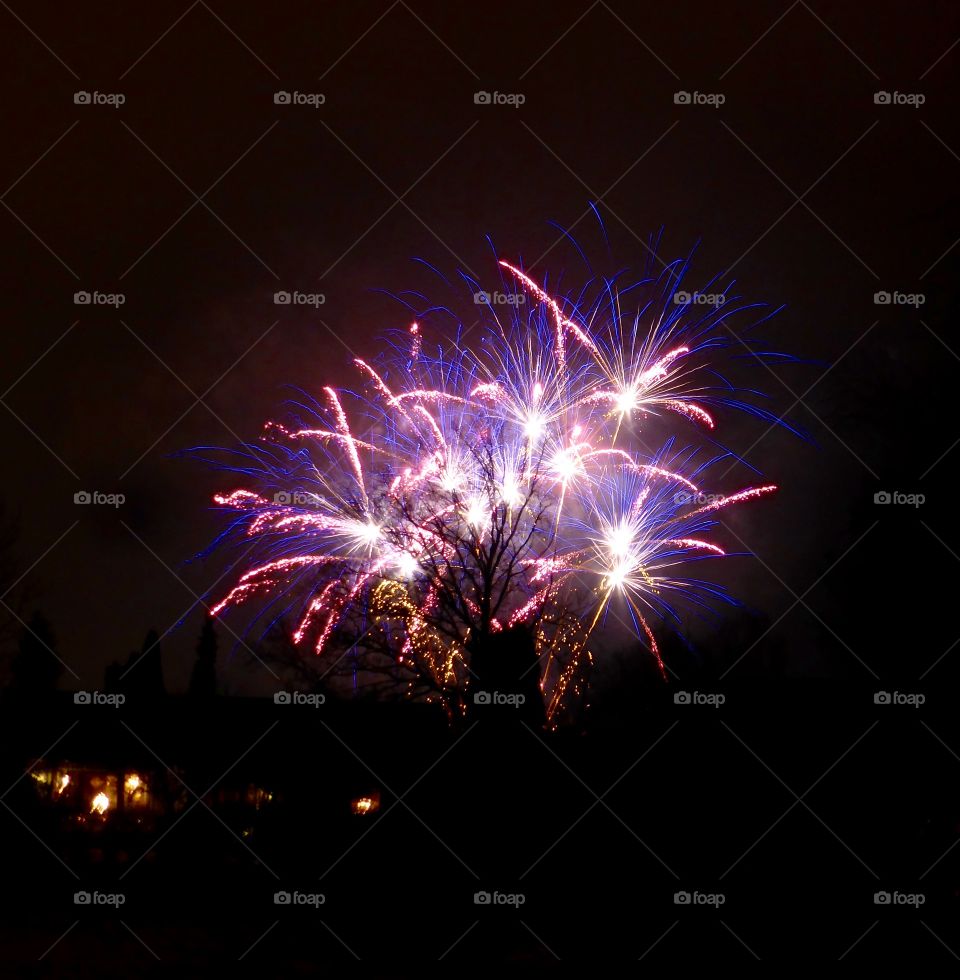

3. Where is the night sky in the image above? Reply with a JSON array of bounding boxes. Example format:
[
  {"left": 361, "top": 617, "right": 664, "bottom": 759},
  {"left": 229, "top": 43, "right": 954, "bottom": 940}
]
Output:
[{"left": 1, "top": 1, "right": 958, "bottom": 693}]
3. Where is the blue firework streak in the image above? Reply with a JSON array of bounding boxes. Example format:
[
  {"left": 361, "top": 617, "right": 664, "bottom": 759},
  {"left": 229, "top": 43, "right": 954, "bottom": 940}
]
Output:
[{"left": 190, "top": 244, "right": 791, "bottom": 721}]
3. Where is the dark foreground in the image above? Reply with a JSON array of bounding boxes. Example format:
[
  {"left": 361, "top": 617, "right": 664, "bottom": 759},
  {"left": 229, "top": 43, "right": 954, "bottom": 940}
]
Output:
[{"left": 1, "top": 681, "right": 957, "bottom": 969}]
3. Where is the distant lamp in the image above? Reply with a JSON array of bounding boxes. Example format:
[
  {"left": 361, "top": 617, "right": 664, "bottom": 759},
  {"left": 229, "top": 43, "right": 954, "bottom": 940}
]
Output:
[
  {"left": 350, "top": 791, "right": 380, "bottom": 816},
  {"left": 124, "top": 773, "right": 149, "bottom": 809}
]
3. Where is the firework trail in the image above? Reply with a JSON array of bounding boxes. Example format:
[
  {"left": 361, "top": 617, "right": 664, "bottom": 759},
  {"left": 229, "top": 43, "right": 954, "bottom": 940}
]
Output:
[{"left": 195, "top": 246, "right": 788, "bottom": 723}]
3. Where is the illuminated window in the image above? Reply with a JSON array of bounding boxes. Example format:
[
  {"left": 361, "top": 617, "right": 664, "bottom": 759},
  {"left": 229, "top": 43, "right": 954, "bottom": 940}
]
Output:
[
  {"left": 87, "top": 774, "right": 117, "bottom": 816},
  {"left": 123, "top": 773, "right": 150, "bottom": 809},
  {"left": 350, "top": 790, "right": 381, "bottom": 816},
  {"left": 244, "top": 784, "right": 274, "bottom": 810}
]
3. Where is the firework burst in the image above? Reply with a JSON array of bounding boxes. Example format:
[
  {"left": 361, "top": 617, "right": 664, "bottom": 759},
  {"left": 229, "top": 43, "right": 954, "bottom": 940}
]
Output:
[{"left": 196, "top": 245, "right": 789, "bottom": 724}]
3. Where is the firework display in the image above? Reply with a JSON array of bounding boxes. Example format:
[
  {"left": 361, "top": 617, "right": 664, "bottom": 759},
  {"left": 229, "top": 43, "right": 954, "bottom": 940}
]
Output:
[{"left": 200, "top": 251, "right": 787, "bottom": 722}]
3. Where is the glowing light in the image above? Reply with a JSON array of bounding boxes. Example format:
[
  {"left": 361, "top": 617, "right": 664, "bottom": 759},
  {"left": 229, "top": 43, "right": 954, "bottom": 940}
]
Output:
[
  {"left": 465, "top": 498, "right": 488, "bottom": 528},
  {"left": 606, "top": 523, "right": 633, "bottom": 559},
  {"left": 605, "top": 563, "right": 630, "bottom": 590},
  {"left": 91, "top": 793, "right": 109, "bottom": 815},
  {"left": 550, "top": 446, "right": 585, "bottom": 483},
  {"left": 615, "top": 387, "right": 638, "bottom": 415},
  {"left": 394, "top": 551, "right": 418, "bottom": 579},
  {"left": 440, "top": 466, "right": 464, "bottom": 492},
  {"left": 350, "top": 793, "right": 380, "bottom": 816},
  {"left": 500, "top": 475, "right": 522, "bottom": 507},
  {"left": 524, "top": 412, "right": 546, "bottom": 440},
  {"left": 124, "top": 774, "right": 141, "bottom": 793},
  {"left": 356, "top": 521, "right": 381, "bottom": 548}
]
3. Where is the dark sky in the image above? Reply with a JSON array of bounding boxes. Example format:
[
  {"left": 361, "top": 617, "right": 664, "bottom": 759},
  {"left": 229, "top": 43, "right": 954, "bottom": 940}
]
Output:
[{"left": 1, "top": 1, "right": 957, "bottom": 693}]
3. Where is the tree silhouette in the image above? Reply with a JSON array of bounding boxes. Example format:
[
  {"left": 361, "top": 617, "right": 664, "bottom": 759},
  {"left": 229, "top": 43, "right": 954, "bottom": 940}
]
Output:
[
  {"left": 189, "top": 616, "right": 219, "bottom": 697},
  {"left": 104, "top": 628, "right": 165, "bottom": 700},
  {"left": 7, "top": 612, "right": 63, "bottom": 699},
  {"left": 0, "top": 500, "right": 36, "bottom": 658}
]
